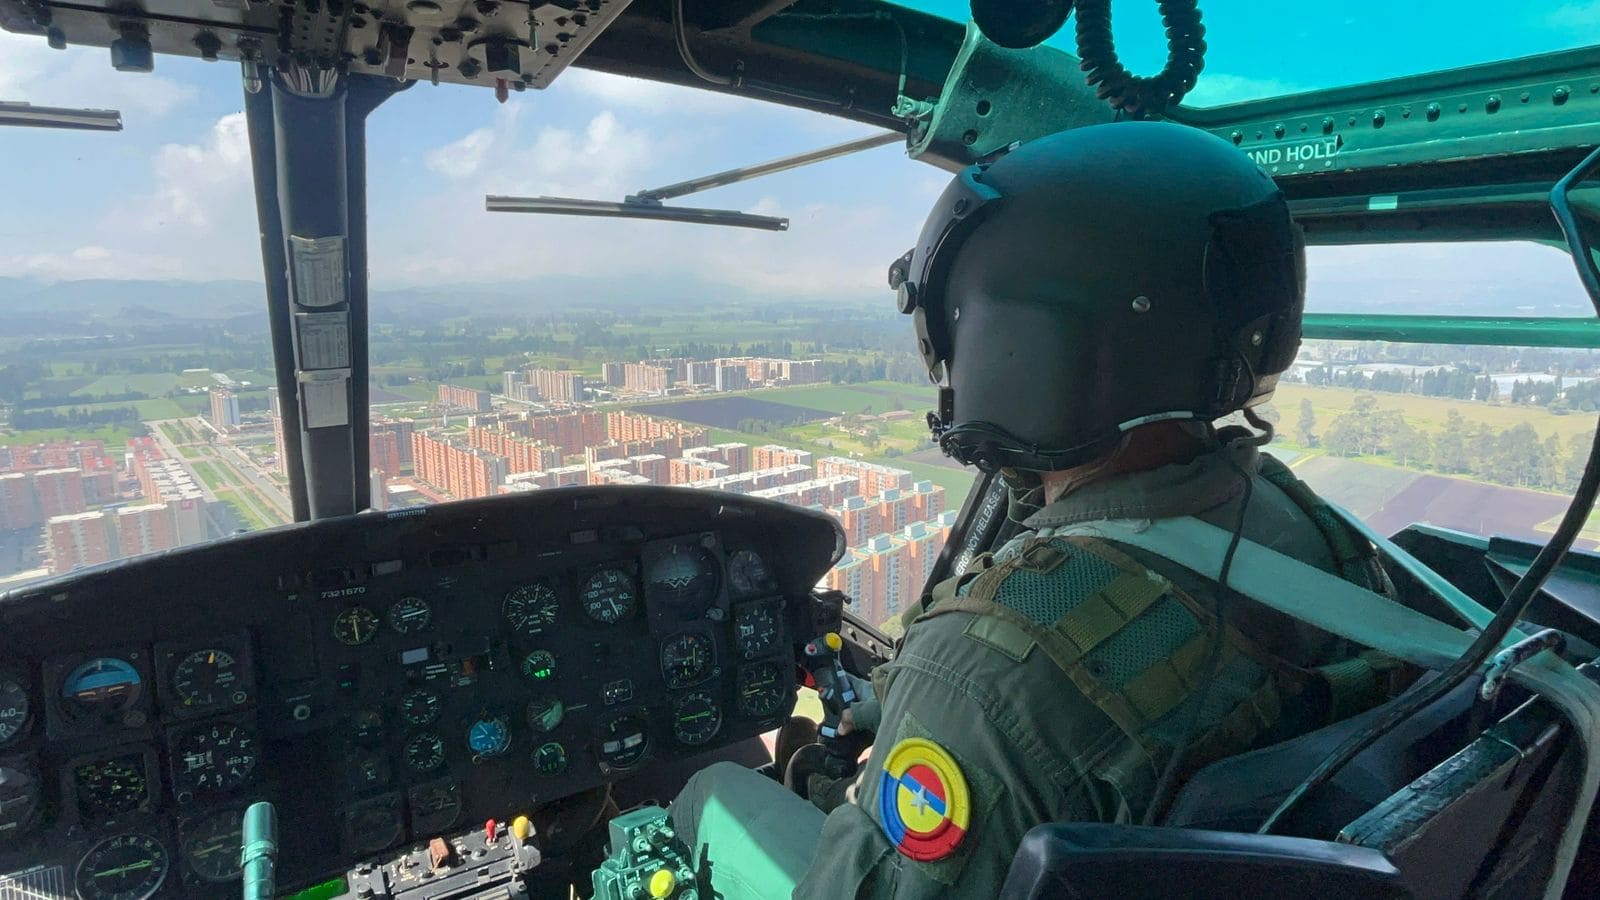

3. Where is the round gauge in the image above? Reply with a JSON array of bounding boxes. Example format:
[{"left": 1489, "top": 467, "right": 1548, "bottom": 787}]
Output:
[
  {"left": 352, "top": 754, "right": 392, "bottom": 789},
  {"left": 672, "top": 692, "right": 723, "bottom": 746},
  {"left": 594, "top": 714, "right": 649, "bottom": 771},
  {"left": 525, "top": 696, "right": 564, "bottom": 734},
  {"left": 404, "top": 733, "right": 446, "bottom": 772},
  {"left": 503, "top": 582, "right": 560, "bottom": 636},
  {"left": 345, "top": 795, "right": 404, "bottom": 856},
  {"left": 659, "top": 632, "right": 716, "bottom": 689},
  {"left": 387, "top": 596, "right": 432, "bottom": 634},
  {"left": 467, "top": 716, "right": 512, "bottom": 759},
  {"left": 734, "top": 601, "right": 782, "bottom": 660},
  {"left": 520, "top": 649, "right": 557, "bottom": 684},
  {"left": 579, "top": 567, "right": 637, "bottom": 625},
  {"left": 351, "top": 709, "right": 386, "bottom": 745},
  {"left": 533, "top": 741, "right": 568, "bottom": 776},
  {"left": 737, "top": 663, "right": 788, "bottom": 718},
  {"left": 74, "top": 755, "right": 149, "bottom": 818},
  {"left": 75, "top": 832, "right": 168, "bottom": 900},
  {"left": 647, "top": 543, "right": 721, "bottom": 607},
  {"left": 400, "top": 688, "right": 441, "bottom": 727},
  {"left": 181, "top": 808, "right": 243, "bottom": 883},
  {"left": 409, "top": 781, "right": 462, "bottom": 833},
  {"left": 170, "top": 649, "right": 244, "bottom": 711},
  {"left": 172, "top": 721, "right": 258, "bottom": 794},
  {"left": 727, "top": 549, "right": 775, "bottom": 596},
  {"left": 0, "top": 763, "right": 43, "bottom": 839},
  {"left": 0, "top": 673, "right": 29, "bottom": 746},
  {"left": 333, "top": 606, "right": 380, "bottom": 646},
  {"left": 61, "top": 658, "right": 142, "bottom": 720}
]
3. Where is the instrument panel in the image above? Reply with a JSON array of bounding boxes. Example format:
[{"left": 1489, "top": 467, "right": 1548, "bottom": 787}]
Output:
[{"left": 0, "top": 487, "right": 844, "bottom": 898}]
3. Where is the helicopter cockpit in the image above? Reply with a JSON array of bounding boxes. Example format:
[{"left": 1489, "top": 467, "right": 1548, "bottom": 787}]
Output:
[{"left": 8, "top": 1, "right": 1600, "bottom": 898}]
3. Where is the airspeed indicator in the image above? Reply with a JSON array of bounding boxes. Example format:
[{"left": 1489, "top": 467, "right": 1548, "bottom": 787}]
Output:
[
  {"left": 503, "top": 582, "right": 560, "bottom": 636},
  {"left": 580, "top": 567, "right": 636, "bottom": 625}
]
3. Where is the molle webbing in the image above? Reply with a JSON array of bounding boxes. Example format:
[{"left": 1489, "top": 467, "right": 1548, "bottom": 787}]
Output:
[{"left": 1256, "top": 453, "right": 1393, "bottom": 596}]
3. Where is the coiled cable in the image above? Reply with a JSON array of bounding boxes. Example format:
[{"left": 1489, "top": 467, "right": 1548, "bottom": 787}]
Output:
[{"left": 1073, "top": 0, "right": 1206, "bottom": 119}]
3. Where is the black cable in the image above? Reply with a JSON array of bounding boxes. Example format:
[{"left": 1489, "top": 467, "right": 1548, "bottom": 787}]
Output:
[
  {"left": 1141, "top": 431, "right": 1253, "bottom": 825},
  {"left": 1073, "top": 0, "right": 1207, "bottom": 119},
  {"left": 1258, "top": 145, "right": 1600, "bottom": 837}
]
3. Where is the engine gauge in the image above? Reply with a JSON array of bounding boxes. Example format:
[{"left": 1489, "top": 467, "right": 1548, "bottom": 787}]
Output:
[
  {"left": 533, "top": 741, "right": 568, "bottom": 776},
  {"left": 0, "top": 762, "right": 43, "bottom": 840},
  {"left": 672, "top": 692, "right": 722, "bottom": 746},
  {"left": 727, "top": 549, "right": 776, "bottom": 597},
  {"left": 526, "top": 696, "right": 564, "bottom": 734},
  {"left": 659, "top": 631, "right": 716, "bottom": 689},
  {"left": 170, "top": 649, "right": 244, "bottom": 711},
  {"left": 408, "top": 779, "right": 462, "bottom": 834},
  {"left": 75, "top": 832, "right": 169, "bottom": 900},
  {"left": 352, "top": 753, "right": 392, "bottom": 790},
  {"left": 171, "top": 721, "right": 258, "bottom": 795},
  {"left": 734, "top": 601, "right": 782, "bottom": 660},
  {"left": 594, "top": 714, "right": 649, "bottom": 771},
  {"left": 503, "top": 581, "right": 560, "bottom": 636},
  {"left": 404, "top": 733, "right": 446, "bottom": 772},
  {"left": 467, "top": 716, "right": 512, "bottom": 759},
  {"left": 61, "top": 657, "right": 143, "bottom": 721},
  {"left": 181, "top": 808, "right": 244, "bottom": 883},
  {"left": 400, "top": 688, "right": 441, "bottom": 727},
  {"left": 0, "top": 671, "right": 28, "bottom": 746},
  {"left": 333, "top": 606, "right": 380, "bottom": 646},
  {"left": 387, "top": 596, "right": 432, "bottom": 634},
  {"left": 519, "top": 649, "right": 557, "bottom": 684},
  {"left": 74, "top": 753, "right": 150, "bottom": 818},
  {"left": 344, "top": 794, "right": 404, "bottom": 856},
  {"left": 579, "top": 567, "right": 637, "bottom": 625},
  {"left": 646, "top": 543, "right": 720, "bottom": 608},
  {"left": 737, "top": 663, "right": 788, "bottom": 718},
  {"left": 351, "top": 709, "right": 386, "bottom": 745}
]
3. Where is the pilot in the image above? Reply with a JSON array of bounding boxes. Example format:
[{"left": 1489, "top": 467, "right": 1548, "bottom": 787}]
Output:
[{"left": 668, "top": 121, "right": 1396, "bottom": 898}]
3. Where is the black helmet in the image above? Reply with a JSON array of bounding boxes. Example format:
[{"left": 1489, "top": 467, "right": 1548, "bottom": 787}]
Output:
[{"left": 892, "top": 121, "right": 1305, "bottom": 474}]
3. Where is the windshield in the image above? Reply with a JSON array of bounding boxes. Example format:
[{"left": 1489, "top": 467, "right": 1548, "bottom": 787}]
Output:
[
  {"left": 1, "top": 27, "right": 1596, "bottom": 612},
  {"left": 894, "top": 1, "right": 1597, "bottom": 106}
]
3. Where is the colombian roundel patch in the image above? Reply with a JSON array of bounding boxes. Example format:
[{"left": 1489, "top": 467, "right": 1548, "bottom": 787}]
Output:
[{"left": 877, "top": 737, "right": 971, "bottom": 861}]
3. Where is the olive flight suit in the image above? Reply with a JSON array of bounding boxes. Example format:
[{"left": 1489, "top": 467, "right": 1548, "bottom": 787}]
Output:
[{"left": 670, "top": 437, "right": 1390, "bottom": 899}]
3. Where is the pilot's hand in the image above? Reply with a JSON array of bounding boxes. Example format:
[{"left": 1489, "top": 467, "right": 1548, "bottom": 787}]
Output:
[{"left": 837, "top": 672, "right": 880, "bottom": 736}]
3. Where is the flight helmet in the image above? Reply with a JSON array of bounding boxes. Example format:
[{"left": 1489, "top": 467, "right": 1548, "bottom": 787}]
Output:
[{"left": 891, "top": 121, "right": 1305, "bottom": 474}]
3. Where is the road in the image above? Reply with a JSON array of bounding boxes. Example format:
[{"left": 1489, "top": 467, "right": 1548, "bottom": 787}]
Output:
[{"left": 148, "top": 418, "right": 292, "bottom": 529}]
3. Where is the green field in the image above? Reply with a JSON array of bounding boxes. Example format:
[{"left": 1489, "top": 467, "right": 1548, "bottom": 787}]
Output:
[
  {"left": 0, "top": 424, "right": 143, "bottom": 446},
  {"left": 215, "top": 490, "right": 274, "bottom": 531},
  {"left": 1269, "top": 384, "right": 1596, "bottom": 445},
  {"left": 191, "top": 461, "right": 225, "bottom": 491}
]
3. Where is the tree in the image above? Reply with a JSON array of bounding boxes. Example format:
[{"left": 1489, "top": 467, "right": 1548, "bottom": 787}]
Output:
[
  {"left": 1565, "top": 430, "right": 1595, "bottom": 489},
  {"left": 1390, "top": 422, "right": 1431, "bottom": 468},
  {"left": 1296, "top": 399, "right": 1318, "bottom": 447},
  {"left": 1435, "top": 409, "right": 1469, "bottom": 473}
]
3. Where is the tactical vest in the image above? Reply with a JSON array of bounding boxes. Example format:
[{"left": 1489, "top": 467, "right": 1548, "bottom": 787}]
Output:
[{"left": 897, "top": 454, "right": 1399, "bottom": 823}]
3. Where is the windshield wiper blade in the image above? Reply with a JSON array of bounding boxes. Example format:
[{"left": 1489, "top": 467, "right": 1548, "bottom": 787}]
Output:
[
  {"left": 0, "top": 101, "right": 123, "bottom": 131},
  {"left": 486, "top": 195, "right": 788, "bottom": 231}
]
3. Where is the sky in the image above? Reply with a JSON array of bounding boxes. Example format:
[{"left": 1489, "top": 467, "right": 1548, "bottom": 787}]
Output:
[{"left": 1, "top": 1, "right": 1598, "bottom": 303}]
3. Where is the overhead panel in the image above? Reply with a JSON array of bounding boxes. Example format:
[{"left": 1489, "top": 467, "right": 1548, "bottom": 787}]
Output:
[{"left": 0, "top": 0, "right": 633, "bottom": 90}]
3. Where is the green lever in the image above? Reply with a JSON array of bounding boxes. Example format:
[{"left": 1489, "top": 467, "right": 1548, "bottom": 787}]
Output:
[{"left": 242, "top": 800, "right": 278, "bottom": 900}]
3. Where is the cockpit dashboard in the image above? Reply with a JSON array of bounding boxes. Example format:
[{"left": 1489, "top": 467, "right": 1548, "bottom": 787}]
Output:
[{"left": 0, "top": 486, "right": 845, "bottom": 898}]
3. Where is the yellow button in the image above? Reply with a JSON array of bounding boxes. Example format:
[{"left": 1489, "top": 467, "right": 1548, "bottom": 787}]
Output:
[
  {"left": 648, "top": 868, "right": 676, "bottom": 898},
  {"left": 511, "top": 816, "right": 531, "bottom": 842},
  {"left": 824, "top": 632, "right": 842, "bottom": 652}
]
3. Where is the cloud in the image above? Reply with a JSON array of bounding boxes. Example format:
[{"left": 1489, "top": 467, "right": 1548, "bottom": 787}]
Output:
[
  {"left": 139, "top": 112, "right": 252, "bottom": 229},
  {"left": 1184, "top": 73, "right": 1311, "bottom": 107},
  {"left": 0, "top": 244, "right": 186, "bottom": 279},
  {"left": 1546, "top": 2, "right": 1600, "bottom": 28},
  {"left": 558, "top": 68, "right": 756, "bottom": 117},
  {"left": 0, "top": 32, "right": 197, "bottom": 119}
]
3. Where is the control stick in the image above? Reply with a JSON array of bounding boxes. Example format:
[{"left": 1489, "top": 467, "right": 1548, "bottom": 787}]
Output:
[
  {"left": 789, "top": 633, "right": 874, "bottom": 794},
  {"left": 241, "top": 801, "right": 277, "bottom": 900}
]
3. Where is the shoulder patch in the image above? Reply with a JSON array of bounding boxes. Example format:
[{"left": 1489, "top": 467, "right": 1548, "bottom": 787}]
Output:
[{"left": 878, "top": 737, "right": 971, "bottom": 862}]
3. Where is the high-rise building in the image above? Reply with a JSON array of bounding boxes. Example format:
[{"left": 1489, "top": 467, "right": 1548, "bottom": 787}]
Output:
[
  {"left": 525, "top": 412, "right": 607, "bottom": 456},
  {"left": 370, "top": 469, "right": 389, "bottom": 511},
  {"left": 713, "top": 364, "right": 750, "bottom": 392},
  {"left": 33, "top": 468, "right": 86, "bottom": 519},
  {"left": 749, "top": 475, "right": 858, "bottom": 508},
  {"left": 623, "top": 363, "right": 672, "bottom": 395},
  {"left": 630, "top": 454, "right": 670, "bottom": 484},
  {"left": 209, "top": 387, "right": 241, "bottom": 429},
  {"left": 502, "top": 370, "right": 528, "bottom": 397},
  {"left": 816, "top": 457, "right": 914, "bottom": 499},
  {"left": 46, "top": 510, "right": 118, "bottom": 573},
  {"left": 438, "top": 384, "right": 492, "bottom": 412},
  {"left": 372, "top": 418, "right": 416, "bottom": 465},
  {"left": 370, "top": 430, "right": 402, "bottom": 478},
  {"left": 411, "top": 431, "right": 508, "bottom": 500},
  {"left": 523, "top": 368, "right": 587, "bottom": 403},
  {"left": 753, "top": 445, "right": 813, "bottom": 470},
  {"left": 117, "top": 504, "right": 179, "bottom": 557},
  {"left": 469, "top": 427, "right": 562, "bottom": 474},
  {"left": 0, "top": 473, "right": 39, "bottom": 530},
  {"left": 602, "top": 362, "right": 627, "bottom": 387}
]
